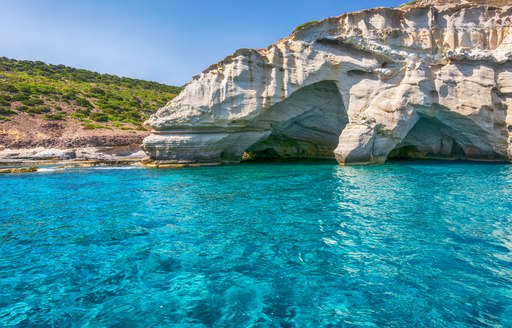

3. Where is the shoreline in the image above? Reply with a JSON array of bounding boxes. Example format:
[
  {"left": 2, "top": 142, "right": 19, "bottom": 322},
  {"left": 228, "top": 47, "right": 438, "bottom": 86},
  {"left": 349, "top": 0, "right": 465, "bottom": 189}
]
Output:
[{"left": 1, "top": 146, "right": 510, "bottom": 174}]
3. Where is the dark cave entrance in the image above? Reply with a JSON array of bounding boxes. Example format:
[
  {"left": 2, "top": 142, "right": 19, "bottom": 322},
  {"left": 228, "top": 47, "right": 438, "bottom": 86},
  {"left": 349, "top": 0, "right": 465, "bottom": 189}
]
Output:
[
  {"left": 242, "top": 80, "right": 348, "bottom": 161},
  {"left": 387, "top": 116, "right": 470, "bottom": 161}
]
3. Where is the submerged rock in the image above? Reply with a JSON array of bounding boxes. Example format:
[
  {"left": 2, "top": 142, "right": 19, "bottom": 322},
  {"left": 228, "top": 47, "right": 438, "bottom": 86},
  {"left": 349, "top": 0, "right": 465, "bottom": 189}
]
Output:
[
  {"left": 144, "top": 0, "right": 512, "bottom": 164},
  {"left": 0, "top": 167, "right": 37, "bottom": 174}
]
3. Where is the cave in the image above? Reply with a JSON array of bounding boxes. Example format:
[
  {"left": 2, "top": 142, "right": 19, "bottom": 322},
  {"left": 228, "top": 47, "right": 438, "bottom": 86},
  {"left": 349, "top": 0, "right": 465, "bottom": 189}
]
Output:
[
  {"left": 242, "top": 80, "right": 348, "bottom": 161},
  {"left": 387, "top": 115, "right": 485, "bottom": 161}
]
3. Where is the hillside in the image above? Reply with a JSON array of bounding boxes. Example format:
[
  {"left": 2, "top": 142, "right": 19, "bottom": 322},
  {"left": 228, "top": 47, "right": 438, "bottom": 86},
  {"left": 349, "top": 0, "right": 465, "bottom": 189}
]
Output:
[{"left": 0, "top": 57, "right": 182, "bottom": 151}]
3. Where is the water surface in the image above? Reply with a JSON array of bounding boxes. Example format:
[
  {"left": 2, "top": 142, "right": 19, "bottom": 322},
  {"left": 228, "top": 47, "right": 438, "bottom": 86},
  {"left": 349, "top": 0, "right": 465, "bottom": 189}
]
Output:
[{"left": 1, "top": 161, "right": 512, "bottom": 327}]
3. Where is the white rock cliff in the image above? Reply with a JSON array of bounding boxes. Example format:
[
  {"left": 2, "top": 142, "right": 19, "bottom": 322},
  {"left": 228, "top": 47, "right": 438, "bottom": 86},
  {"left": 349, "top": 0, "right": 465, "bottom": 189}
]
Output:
[{"left": 143, "top": 0, "right": 512, "bottom": 164}]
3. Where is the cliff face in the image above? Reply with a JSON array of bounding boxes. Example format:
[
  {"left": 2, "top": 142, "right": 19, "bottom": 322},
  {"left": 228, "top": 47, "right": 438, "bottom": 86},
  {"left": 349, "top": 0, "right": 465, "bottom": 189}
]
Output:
[{"left": 143, "top": 0, "right": 512, "bottom": 164}]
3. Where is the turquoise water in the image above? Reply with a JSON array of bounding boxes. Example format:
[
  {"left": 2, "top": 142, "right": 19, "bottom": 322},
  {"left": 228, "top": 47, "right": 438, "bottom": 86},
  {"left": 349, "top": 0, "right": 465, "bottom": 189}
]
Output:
[{"left": 1, "top": 161, "right": 512, "bottom": 327}]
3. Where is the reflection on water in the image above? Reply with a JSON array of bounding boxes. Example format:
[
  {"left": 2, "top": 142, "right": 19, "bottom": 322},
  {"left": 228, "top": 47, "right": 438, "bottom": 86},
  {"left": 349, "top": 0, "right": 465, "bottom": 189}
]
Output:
[{"left": 1, "top": 162, "right": 512, "bottom": 326}]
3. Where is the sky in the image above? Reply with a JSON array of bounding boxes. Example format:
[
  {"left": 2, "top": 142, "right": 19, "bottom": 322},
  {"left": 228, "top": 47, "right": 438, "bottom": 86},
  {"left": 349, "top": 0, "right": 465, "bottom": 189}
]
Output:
[{"left": 0, "top": 0, "right": 405, "bottom": 86}]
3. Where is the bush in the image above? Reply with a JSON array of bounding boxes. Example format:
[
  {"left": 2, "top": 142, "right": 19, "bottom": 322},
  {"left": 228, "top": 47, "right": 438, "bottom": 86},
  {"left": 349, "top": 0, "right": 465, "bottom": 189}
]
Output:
[
  {"left": 75, "top": 97, "right": 93, "bottom": 109},
  {"left": 43, "top": 113, "right": 66, "bottom": 120},
  {"left": 0, "top": 82, "right": 18, "bottom": 93},
  {"left": 11, "top": 93, "right": 30, "bottom": 101},
  {"left": 17, "top": 83, "right": 55, "bottom": 95},
  {"left": 293, "top": 20, "right": 318, "bottom": 32},
  {"left": 25, "top": 106, "right": 51, "bottom": 114},
  {"left": 99, "top": 103, "right": 121, "bottom": 112},
  {"left": 0, "top": 96, "right": 11, "bottom": 106},
  {"left": 33, "top": 84, "right": 56, "bottom": 95},
  {"left": 76, "top": 108, "right": 91, "bottom": 116},
  {"left": 100, "top": 107, "right": 120, "bottom": 116},
  {"left": 398, "top": 0, "right": 419, "bottom": 8},
  {"left": 70, "top": 112, "right": 88, "bottom": 119},
  {"left": 62, "top": 92, "right": 78, "bottom": 101},
  {"left": 89, "top": 112, "right": 109, "bottom": 122},
  {"left": 22, "top": 98, "right": 44, "bottom": 106},
  {"left": 0, "top": 107, "right": 15, "bottom": 115},
  {"left": 82, "top": 122, "right": 108, "bottom": 129},
  {"left": 121, "top": 110, "right": 143, "bottom": 121},
  {"left": 89, "top": 87, "right": 106, "bottom": 96}
]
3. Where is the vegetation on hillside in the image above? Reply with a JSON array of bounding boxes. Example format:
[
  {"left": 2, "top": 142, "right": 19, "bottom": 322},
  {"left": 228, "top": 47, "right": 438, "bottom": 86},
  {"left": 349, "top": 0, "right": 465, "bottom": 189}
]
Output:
[
  {"left": 398, "top": 0, "right": 420, "bottom": 8},
  {"left": 293, "top": 20, "right": 318, "bottom": 33},
  {"left": 0, "top": 57, "right": 183, "bottom": 129}
]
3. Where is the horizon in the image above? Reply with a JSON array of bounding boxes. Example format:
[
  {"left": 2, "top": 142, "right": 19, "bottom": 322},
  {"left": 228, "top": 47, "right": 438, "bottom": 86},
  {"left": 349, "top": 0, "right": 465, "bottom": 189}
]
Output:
[{"left": 0, "top": 0, "right": 405, "bottom": 86}]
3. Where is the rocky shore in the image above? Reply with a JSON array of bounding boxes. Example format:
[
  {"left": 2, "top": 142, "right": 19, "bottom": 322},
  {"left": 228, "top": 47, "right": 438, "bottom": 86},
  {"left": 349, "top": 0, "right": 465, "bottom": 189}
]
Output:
[{"left": 0, "top": 113, "right": 150, "bottom": 164}]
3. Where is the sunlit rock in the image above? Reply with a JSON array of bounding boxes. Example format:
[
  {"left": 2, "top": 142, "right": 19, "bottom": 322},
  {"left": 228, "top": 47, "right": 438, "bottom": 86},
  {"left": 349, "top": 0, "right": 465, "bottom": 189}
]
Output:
[{"left": 144, "top": 0, "right": 512, "bottom": 164}]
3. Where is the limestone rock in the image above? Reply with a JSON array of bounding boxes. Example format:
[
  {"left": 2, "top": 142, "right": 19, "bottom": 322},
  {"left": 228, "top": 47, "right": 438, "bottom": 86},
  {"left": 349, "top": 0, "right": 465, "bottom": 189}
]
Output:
[
  {"left": 0, "top": 146, "right": 148, "bottom": 162},
  {"left": 144, "top": 0, "right": 512, "bottom": 164}
]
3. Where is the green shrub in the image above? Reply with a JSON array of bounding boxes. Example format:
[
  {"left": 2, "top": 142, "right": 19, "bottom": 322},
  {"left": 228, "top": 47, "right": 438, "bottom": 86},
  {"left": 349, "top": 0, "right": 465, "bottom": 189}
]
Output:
[
  {"left": 100, "top": 107, "right": 120, "bottom": 116},
  {"left": 294, "top": 20, "right": 318, "bottom": 32},
  {"left": 0, "top": 97, "right": 11, "bottom": 106},
  {"left": 11, "top": 93, "right": 30, "bottom": 101},
  {"left": 25, "top": 106, "right": 51, "bottom": 114},
  {"left": 89, "top": 112, "right": 109, "bottom": 122},
  {"left": 62, "top": 92, "right": 78, "bottom": 101},
  {"left": 82, "top": 122, "right": 109, "bottom": 129},
  {"left": 43, "top": 112, "right": 66, "bottom": 120},
  {"left": 0, "top": 82, "right": 18, "bottom": 93},
  {"left": 16, "top": 105, "right": 29, "bottom": 112},
  {"left": 76, "top": 108, "right": 91, "bottom": 116},
  {"left": 17, "top": 83, "right": 55, "bottom": 95},
  {"left": 0, "top": 107, "right": 15, "bottom": 115},
  {"left": 22, "top": 98, "right": 44, "bottom": 106},
  {"left": 33, "top": 84, "right": 56, "bottom": 94},
  {"left": 0, "top": 115, "right": 11, "bottom": 121},
  {"left": 75, "top": 97, "right": 93, "bottom": 109},
  {"left": 70, "top": 112, "right": 86, "bottom": 119},
  {"left": 121, "top": 110, "right": 143, "bottom": 121},
  {"left": 89, "top": 87, "right": 106, "bottom": 96},
  {"left": 398, "top": 0, "right": 419, "bottom": 8},
  {"left": 98, "top": 103, "right": 121, "bottom": 112}
]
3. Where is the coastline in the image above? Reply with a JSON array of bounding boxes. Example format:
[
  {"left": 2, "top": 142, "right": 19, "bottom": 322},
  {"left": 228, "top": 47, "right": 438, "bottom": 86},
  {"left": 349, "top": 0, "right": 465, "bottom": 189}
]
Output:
[
  {"left": 0, "top": 146, "right": 230, "bottom": 172},
  {"left": 2, "top": 144, "right": 510, "bottom": 173},
  {"left": 0, "top": 146, "right": 150, "bottom": 172}
]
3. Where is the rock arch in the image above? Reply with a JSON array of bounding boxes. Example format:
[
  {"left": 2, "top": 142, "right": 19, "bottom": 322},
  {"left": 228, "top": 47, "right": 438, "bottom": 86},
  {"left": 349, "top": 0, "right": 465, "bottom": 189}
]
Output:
[
  {"left": 242, "top": 80, "right": 348, "bottom": 161},
  {"left": 143, "top": 80, "right": 348, "bottom": 164}
]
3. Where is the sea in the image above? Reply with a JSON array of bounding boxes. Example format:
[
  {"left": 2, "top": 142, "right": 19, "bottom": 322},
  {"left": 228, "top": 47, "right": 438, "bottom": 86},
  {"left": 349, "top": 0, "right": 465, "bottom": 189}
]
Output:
[{"left": 1, "top": 161, "right": 511, "bottom": 327}]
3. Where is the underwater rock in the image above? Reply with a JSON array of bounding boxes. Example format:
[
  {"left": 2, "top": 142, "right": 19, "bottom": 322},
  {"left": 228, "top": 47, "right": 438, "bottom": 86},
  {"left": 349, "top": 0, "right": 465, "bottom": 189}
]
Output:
[{"left": 0, "top": 167, "right": 37, "bottom": 174}]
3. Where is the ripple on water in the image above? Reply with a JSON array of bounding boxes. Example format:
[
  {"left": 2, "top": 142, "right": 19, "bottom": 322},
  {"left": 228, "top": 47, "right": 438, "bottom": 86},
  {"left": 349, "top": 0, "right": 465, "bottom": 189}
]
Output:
[{"left": 1, "top": 161, "right": 512, "bottom": 326}]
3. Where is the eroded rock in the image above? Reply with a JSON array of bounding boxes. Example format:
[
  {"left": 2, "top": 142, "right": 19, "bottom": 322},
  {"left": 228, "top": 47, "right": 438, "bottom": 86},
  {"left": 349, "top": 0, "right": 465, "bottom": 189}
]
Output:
[{"left": 144, "top": 0, "right": 512, "bottom": 164}]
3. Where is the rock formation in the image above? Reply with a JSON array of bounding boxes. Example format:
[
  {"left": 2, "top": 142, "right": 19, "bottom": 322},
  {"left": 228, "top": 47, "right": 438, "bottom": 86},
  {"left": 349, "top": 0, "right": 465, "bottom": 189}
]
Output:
[{"left": 143, "top": 0, "right": 512, "bottom": 164}]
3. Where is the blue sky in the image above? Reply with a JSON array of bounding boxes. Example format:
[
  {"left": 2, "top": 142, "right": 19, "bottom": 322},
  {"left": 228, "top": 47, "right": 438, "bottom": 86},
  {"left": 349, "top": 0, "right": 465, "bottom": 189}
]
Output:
[{"left": 0, "top": 0, "right": 405, "bottom": 86}]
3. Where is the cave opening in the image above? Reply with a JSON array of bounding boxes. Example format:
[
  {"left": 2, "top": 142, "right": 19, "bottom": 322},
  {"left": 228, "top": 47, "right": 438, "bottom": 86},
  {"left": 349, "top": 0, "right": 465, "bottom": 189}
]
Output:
[
  {"left": 387, "top": 116, "right": 470, "bottom": 161},
  {"left": 241, "top": 80, "right": 348, "bottom": 161}
]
